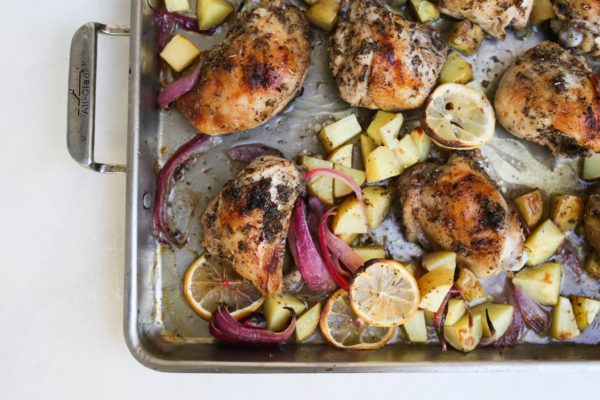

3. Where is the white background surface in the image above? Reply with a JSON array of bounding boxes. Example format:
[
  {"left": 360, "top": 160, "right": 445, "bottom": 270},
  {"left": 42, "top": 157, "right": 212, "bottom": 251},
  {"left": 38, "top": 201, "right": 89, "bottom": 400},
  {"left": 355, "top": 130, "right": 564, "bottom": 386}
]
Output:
[{"left": 0, "top": 1, "right": 598, "bottom": 398}]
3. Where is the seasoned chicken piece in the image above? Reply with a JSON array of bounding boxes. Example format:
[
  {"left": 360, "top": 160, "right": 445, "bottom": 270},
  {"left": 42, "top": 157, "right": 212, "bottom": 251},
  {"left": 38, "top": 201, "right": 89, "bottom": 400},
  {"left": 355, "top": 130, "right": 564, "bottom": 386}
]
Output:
[
  {"left": 494, "top": 41, "right": 600, "bottom": 157},
  {"left": 551, "top": 0, "right": 600, "bottom": 57},
  {"left": 201, "top": 156, "right": 305, "bottom": 295},
  {"left": 178, "top": 0, "right": 311, "bottom": 135},
  {"left": 438, "top": 0, "right": 534, "bottom": 39},
  {"left": 584, "top": 187, "right": 600, "bottom": 255},
  {"left": 329, "top": 0, "right": 447, "bottom": 111},
  {"left": 398, "top": 152, "right": 525, "bottom": 278}
]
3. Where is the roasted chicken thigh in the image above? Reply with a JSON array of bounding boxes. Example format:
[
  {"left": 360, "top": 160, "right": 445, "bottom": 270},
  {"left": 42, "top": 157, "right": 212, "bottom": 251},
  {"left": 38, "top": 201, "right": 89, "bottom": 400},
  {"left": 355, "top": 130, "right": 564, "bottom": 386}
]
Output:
[
  {"left": 551, "top": 0, "right": 600, "bottom": 57},
  {"left": 178, "top": 0, "right": 311, "bottom": 135},
  {"left": 201, "top": 156, "right": 305, "bottom": 295},
  {"left": 584, "top": 187, "right": 600, "bottom": 255},
  {"left": 398, "top": 152, "right": 525, "bottom": 278},
  {"left": 329, "top": 0, "right": 447, "bottom": 111},
  {"left": 495, "top": 41, "right": 600, "bottom": 157}
]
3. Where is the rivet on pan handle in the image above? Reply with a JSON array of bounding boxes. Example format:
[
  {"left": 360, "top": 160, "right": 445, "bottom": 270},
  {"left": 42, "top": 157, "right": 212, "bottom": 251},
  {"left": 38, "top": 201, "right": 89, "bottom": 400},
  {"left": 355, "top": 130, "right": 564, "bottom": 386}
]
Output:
[{"left": 67, "top": 22, "right": 129, "bottom": 173}]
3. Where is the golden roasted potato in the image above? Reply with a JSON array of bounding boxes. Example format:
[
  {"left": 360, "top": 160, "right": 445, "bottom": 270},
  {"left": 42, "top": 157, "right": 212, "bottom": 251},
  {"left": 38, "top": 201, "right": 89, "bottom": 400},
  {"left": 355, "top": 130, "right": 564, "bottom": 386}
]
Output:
[
  {"left": 417, "top": 267, "right": 454, "bottom": 312},
  {"left": 363, "top": 186, "right": 394, "bottom": 228},
  {"left": 306, "top": 0, "right": 340, "bottom": 32},
  {"left": 295, "top": 303, "right": 321, "bottom": 342},
  {"left": 337, "top": 233, "right": 358, "bottom": 245},
  {"left": 439, "top": 52, "right": 473, "bottom": 84},
  {"left": 582, "top": 153, "right": 600, "bottom": 181},
  {"left": 160, "top": 34, "right": 201, "bottom": 72},
  {"left": 444, "top": 299, "right": 466, "bottom": 326},
  {"left": 524, "top": 219, "right": 565, "bottom": 266},
  {"left": 360, "top": 134, "right": 377, "bottom": 165},
  {"left": 264, "top": 294, "right": 306, "bottom": 331},
  {"left": 332, "top": 196, "right": 368, "bottom": 235},
  {"left": 529, "top": 0, "right": 556, "bottom": 25},
  {"left": 471, "top": 303, "right": 514, "bottom": 338},
  {"left": 422, "top": 251, "right": 456, "bottom": 272},
  {"left": 585, "top": 252, "right": 600, "bottom": 278},
  {"left": 513, "top": 262, "right": 562, "bottom": 306},
  {"left": 444, "top": 314, "right": 482, "bottom": 352},
  {"left": 410, "top": 127, "right": 432, "bottom": 162},
  {"left": 365, "top": 146, "right": 403, "bottom": 183},
  {"left": 319, "top": 114, "right": 362, "bottom": 152},
  {"left": 455, "top": 267, "right": 485, "bottom": 301},
  {"left": 393, "top": 135, "right": 420, "bottom": 168},
  {"left": 197, "top": 0, "right": 234, "bottom": 30},
  {"left": 584, "top": 189, "right": 600, "bottom": 256},
  {"left": 166, "top": 0, "right": 190, "bottom": 12},
  {"left": 299, "top": 155, "right": 334, "bottom": 205},
  {"left": 410, "top": 0, "right": 440, "bottom": 23},
  {"left": 352, "top": 245, "right": 386, "bottom": 262},
  {"left": 448, "top": 20, "right": 485, "bottom": 56},
  {"left": 513, "top": 189, "right": 544, "bottom": 228},
  {"left": 327, "top": 143, "right": 353, "bottom": 167},
  {"left": 333, "top": 165, "right": 366, "bottom": 198},
  {"left": 380, "top": 114, "right": 404, "bottom": 149},
  {"left": 551, "top": 296, "right": 581, "bottom": 341},
  {"left": 367, "top": 111, "right": 396, "bottom": 145},
  {"left": 570, "top": 296, "right": 600, "bottom": 332},
  {"left": 551, "top": 195, "right": 584, "bottom": 232},
  {"left": 403, "top": 310, "right": 428, "bottom": 343}
]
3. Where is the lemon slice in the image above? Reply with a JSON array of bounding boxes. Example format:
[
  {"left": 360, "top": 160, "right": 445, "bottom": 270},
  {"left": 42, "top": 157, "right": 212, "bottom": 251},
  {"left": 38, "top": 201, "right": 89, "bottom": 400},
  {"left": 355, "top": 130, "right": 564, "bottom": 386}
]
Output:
[
  {"left": 422, "top": 83, "right": 495, "bottom": 149},
  {"left": 349, "top": 259, "right": 420, "bottom": 327},
  {"left": 183, "top": 254, "right": 264, "bottom": 320},
  {"left": 320, "top": 289, "right": 396, "bottom": 349}
]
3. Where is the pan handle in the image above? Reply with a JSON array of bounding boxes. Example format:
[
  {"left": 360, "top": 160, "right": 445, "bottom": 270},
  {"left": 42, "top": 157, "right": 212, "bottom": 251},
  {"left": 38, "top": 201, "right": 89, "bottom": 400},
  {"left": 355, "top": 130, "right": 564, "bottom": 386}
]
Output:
[{"left": 67, "top": 22, "right": 129, "bottom": 173}]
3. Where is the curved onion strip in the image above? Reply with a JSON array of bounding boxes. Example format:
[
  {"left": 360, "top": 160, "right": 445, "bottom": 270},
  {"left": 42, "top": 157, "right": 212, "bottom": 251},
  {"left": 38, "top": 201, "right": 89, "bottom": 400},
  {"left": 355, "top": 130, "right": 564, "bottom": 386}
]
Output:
[
  {"left": 227, "top": 144, "right": 283, "bottom": 162},
  {"left": 556, "top": 241, "right": 583, "bottom": 275},
  {"left": 288, "top": 199, "right": 337, "bottom": 292},
  {"left": 513, "top": 285, "right": 550, "bottom": 335},
  {"left": 322, "top": 216, "right": 364, "bottom": 273},
  {"left": 332, "top": 255, "right": 351, "bottom": 278},
  {"left": 153, "top": 9, "right": 206, "bottom": 50},
  {"left": 157, "top": 61, "right": 202, "bottom": 108},
  {"left": 495, "top": 289, "right": 525, "bottom": 348},
  {"left": 209, "top": 306, "right": 296, "bottom": 345},
  {"left": 318, "top": 209, "right": 350, "bottom": 291},
  {"left": 433, "top": 290, "right": 453, "bottom": 352},
  {"left": 304, "top": 168, "right": 366, "bottom": 217},
  {"left": 152, "top": 134, "right": 220, "bottom": 246}
]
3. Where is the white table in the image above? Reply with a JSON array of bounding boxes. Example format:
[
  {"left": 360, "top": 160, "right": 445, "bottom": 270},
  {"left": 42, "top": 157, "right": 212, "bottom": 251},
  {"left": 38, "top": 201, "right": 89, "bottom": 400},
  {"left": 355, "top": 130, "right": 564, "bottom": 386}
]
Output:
[{"left": 0, "top": 1, "right": 596, "bottom": 398}]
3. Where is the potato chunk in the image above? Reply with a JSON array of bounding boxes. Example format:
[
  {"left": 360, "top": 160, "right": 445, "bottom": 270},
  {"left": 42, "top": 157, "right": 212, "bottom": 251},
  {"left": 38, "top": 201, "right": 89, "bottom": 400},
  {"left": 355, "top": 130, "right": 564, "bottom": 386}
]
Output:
[
  {"left": 380, "top": 113, "right": 404, "bottom": 149},
  {"left": 337, "top": 233, "right": 358, "bottom": 245},
  {"left": 422, "top": 251, "right": 456, "bottom": 272},
  {"left": 513, "top": 189, "right": 543, "bottom": 228},
  {"left": 165, "top": 0, "right": 190, "bottom": 12},
  {"left": 197, "top": 0, "right": 234, "bottom": 31},
  {"left": 448, "top": 20, "right": 484, "bottom": 56},
  {"left": 352, "top": 246, "right": 386, "bottom": 262},
  {"left": 513, "top": 262, "right": 562, "bottom": 306},
  {"left": 332, "top": 197, "right": 368, "bottom": 235},
  {"left": 455, "top": 267, "right": 485, "bottom": 301},
  {"left": 417, "top": 267, "right": 454, "bottom": 312},
  {"left": 444, "top": 314, "right": 482, "bottom": 352},
  {"left": 299, "top": 155, "right": 334, "bottom": 205},
  {"left": 333, "top": 165, "right": 365, "bottom": 198},
  {"left": 365, "top": 146, "right": 403, "bottom": 183},
  {"left": 393, "top": 135, "right": 420, "bottom": 168},
  {"left": 585, "top": 252, "right": 600, "bottom": 278},
  {"left": 524, "top": 219, "right": 565, "bottom": 266},
  {"left": 360, "top": 134, "right": 377, "bottom": 165},
  {"left": 444, "top": 299, "right": 466, "bottom": 326},
  {"left": 471, "top": 303, "right": 514, "bottom": 338},
  {"left": 410, "top": 0, "right": 440, "bottom": 23},
  {"left": 410, "top": 127, "right": 431, "bottom": 162},
  {"left": 570, "top": 296, "right": 600, "bottom": 332},
  {"left": 550, "top": 296, "right": 581, "bottom": 341},
  {"left": 306, "top": 0, "right": 340, "bottom": 32},
  {"left": 363, "top": 186, "right": 394, "bottom": 228},
  {"left": 551, "top": 195, "right": 584, "bottom": 232},
  {"left": 264, "top": 294, "right": 306, "bottom": 331},
  {"left": 295, "top": 303, "right": 321, "bottom": 342},
  {"left": 403, "top": 310, "right": 428, "bottom": 343},
  {"left": 159, "top": 34, "right": 201, "bottom": 72},
  {"left": 582, "top": 153, "right": 600, "bottom": 181},
  {"left": 439, "top": 52, "right": 473, "bottom": 84},
  {"left": 327, "top": 143, "right": 353, "bottom": 167},
  {"left": 530, "top": 0, "right": 556, "bottom": 25},
  {"left": 319, "top": 114, "right": 362, "bottom": 153},
  {"left": 367, "top": 111, "right": 396, "bottom": 145}
]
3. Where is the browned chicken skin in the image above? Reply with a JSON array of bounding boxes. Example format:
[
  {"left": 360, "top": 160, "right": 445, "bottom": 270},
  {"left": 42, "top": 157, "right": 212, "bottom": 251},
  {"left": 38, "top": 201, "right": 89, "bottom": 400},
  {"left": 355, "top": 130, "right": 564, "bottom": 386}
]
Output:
[
  {"left": 494, "top": 41, "right": 600, "bottom": 157},
  {"left": 551, "top": 0, "right": 600, "bottom": 57},
  {"left": 329, "top": 0, "right": 447, "bottom": 111},
  {"left": 201, "top": 156, "right": 305, "bottom": 295},
  {"left": 398, "top": 152, "right": 525, "bottom": 278},
  {"left": 178, "top": 0, "right": 311, "bottom": 135},
  {"left": 584, "top": 187, "right": 600, "bottom": 255}
]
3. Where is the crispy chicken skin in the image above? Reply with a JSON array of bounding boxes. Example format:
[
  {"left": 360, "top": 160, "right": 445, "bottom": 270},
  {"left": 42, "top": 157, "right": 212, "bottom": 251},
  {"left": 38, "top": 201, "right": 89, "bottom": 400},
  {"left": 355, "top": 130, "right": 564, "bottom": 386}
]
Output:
[
  {"left": 494, "top": 41, "right": 600, "bottom": 157},
  {"left": 398, "top": 152, "right": 525, "bottom": 278},
  {"left": 329, "top": 0, "right": 447, "bottom": 111},
  {"left": 177, "top": 0, "right": 311, "bottom": 135},
  {"left": 584, "top": 187, "right": 600, "bottom": 255},
  {"left": 201, "top": 156, "right": 305, "bottom": 295},
  {"left": 551, "top": 0, "right": 600, "bottom": 57},
  {"left": 438, "top": 0, "right": 534, "bottom": 39}
]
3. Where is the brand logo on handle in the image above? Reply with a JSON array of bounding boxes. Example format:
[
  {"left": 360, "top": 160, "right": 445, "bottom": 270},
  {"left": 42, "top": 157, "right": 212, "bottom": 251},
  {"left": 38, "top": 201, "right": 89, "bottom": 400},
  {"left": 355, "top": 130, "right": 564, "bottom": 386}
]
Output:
[{"left": 70, "top": 60, "right": 91, "bottom": 117}]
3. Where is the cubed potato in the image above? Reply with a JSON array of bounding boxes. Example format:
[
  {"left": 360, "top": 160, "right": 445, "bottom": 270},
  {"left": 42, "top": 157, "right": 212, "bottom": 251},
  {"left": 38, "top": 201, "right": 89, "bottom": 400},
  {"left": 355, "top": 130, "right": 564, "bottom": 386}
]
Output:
[
  {"left": 295, "top": 303, "right": 321, "bottom": 342},
  {"left": 299, "top": 155, "right": 334, "bottom": 205},
  {"left": 352, "top": 245, "right": 386, "bottom": 262},
  {"left": 363, "top": 186, "right": 394, "bottom": 228},
  {"left": 403, "top": 310, "right": 428, "bottom": 343},
  {"left": 582, "top": 153, "right": 600, "bottom": 181},
  {"left": 410, "top": 127, "right": 431, "bottom": 162},
  {"left": 337, "top": 233, "right": 358, "bottom": 245},
  {"left": 550, "top": 296, "right": 581, "bottom": 341},
  {"left": 471, "top": 303, "right": 514, "bottom": 338},
  {"left": 367, "top": 111, "right": 397, "bottom": 145},
  {"left": 410, "top": 0, "right": 440, "bottom": 23},
  {"left": 439, "top": 52, "right": 473, "bottom": 85},
  {"left": 551, "top": 195, "right": 584, "bottom": 232},
  {"left": 422, "top": 251, "right": 456, "bottom": 272},
  {"left": 306, "top": 0, "right": 340, "bottom": 32},
  {"left": 448, "top": 20, "right": 485, "bottom": 55},
  {"left": 585, "top": 252, "right": 600, "bottom": 278},
  {"left": 513, "top": 189, "right": 544, "bottom": 228},
  {"left": 444, "top": 314, "right": 482, "bottom": 352},
  {"left": 570, "top": 296, "right": 600, "bottom": 332},
  {"left": 424, "top": 309, "right": 435, "bottom": 325},
  {"left": 360, "top": 134, "right": 377, "bottom": 165},
  {"left": 327, "top": 143, "right": 353, "bottom": 167},
  {"left": 530, "top": 0, "right": 556, "bottom": 25},
  {"left": 159, "top": 34, "right": 201, "bottom": 72},
  {"left": 418, "top": 267, "right": 454, "bottom": 312},
  {"left": 455, "top": 267, "right": 485, "bottom": 302},
  {"left": 333, "top": 165, "right": 366, "bottom": 198},
  {"left": 365, "top": 146, "right": 404, "bottom": 183},
  {"left": 380, "top": 114, "right": 404, "bottom": 149},
  {"left": 444, "top": 299, "right": 467, "bottom": 326},
  {"left": 264, "top": 294, "right": 306, "bottom": 332},
  {"left": 513, "top": 262, "right": 562, "bottom": 306},
  {"left": 332, "top": 197, "right": 368, "bottom": 235},
  {"left": 393, "top": 135, "right": 420, "bottom": 168},
  {"left": 197, "top": 0, "right": 234, "bottom": 30},
  {"left": 319, "top": 114, "right": 362, "bottom": 153},
  {"left": 524, "top": 219, "right": 565, "bottom": 266},
  {"left": 165, "top": 0, "right": 190, "bottom": 12},
  {"left": 405, "top": 261, "right": 418, "bottom": 276}
]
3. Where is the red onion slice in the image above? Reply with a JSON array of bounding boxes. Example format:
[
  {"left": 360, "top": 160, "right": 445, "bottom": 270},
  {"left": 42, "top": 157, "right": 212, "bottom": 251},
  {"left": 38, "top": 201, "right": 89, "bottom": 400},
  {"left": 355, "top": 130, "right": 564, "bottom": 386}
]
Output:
[
  {"left": 209, "top": 306, "right": 296, "bottom": 345},
  {"left": 318, "top": 209, "right": 351, "bottom": 291},
  {"left": 152, "top": 134, "right": 220, "bottom": 246},
  {"left": 513, "top": 285, "right": 550, "bottom": 335},
  {"left": 304, "top": 168, "right": 366, "bottom": 217},
  {"left": 157, "top": 61, "right": 202, "bottom": 108},
  {"left": 288, "top": 199, "right": 337, "bottom": 292},
  {"left": 153, "top": 8, "right": 208, "bottom": 50},
  {"left": 322, "top": 217, "right": 364, "bottom": 273},
  {"left": 227, "top": 144, "right": 283, "bottom": 162},
  {"left": 433, "top": 290, "right": 453, "bottom": 352},
  {"left": 556, "top": 241, "right": 583, "bottom": 275}
]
